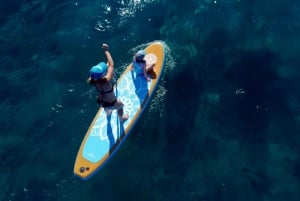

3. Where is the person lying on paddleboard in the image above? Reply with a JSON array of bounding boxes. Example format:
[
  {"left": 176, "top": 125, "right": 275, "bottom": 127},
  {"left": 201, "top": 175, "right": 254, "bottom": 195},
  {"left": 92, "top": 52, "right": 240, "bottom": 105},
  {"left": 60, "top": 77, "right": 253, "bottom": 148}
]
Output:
[
  {"left": 130, "top": 49, "right": 155, "bottom": 81},
  {"left": 87, "top": 44, "right": 129, "bottom": 122}
]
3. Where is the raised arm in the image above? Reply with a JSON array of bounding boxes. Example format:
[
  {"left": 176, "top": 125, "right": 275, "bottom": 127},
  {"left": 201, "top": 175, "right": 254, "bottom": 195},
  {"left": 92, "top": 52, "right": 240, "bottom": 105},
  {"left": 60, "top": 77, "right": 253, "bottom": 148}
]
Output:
[{"left": 102, "top": 44, "right": 114, "bottom": 81}]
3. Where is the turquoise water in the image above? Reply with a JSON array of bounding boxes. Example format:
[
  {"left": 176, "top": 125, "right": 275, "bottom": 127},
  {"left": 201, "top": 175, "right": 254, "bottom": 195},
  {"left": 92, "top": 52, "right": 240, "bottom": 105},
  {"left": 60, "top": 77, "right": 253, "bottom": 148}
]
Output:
[{"left": 1, "top": 0, "right": 300, "bottom": 200}]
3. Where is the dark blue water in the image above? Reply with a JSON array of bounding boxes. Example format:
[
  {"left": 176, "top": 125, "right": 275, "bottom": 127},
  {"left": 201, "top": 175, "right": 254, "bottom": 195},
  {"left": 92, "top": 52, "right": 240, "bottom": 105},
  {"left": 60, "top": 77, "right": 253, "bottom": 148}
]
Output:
[{"left": 1, "top": 0, "right": 300, "bottom": 200}]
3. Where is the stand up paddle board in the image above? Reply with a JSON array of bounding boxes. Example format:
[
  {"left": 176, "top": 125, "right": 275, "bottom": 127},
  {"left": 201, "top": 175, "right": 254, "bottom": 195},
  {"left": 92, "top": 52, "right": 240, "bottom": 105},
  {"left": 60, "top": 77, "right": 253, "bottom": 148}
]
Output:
[{"left": 74, "top": 41, "right": 166, "bottom": 180}]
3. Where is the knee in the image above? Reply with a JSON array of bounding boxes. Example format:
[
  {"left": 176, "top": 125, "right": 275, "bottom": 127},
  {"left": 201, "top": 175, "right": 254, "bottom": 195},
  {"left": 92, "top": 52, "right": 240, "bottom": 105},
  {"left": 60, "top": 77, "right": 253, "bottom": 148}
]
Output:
[{"left": 116, "top": 100, "right": 124, "bottom": 108}]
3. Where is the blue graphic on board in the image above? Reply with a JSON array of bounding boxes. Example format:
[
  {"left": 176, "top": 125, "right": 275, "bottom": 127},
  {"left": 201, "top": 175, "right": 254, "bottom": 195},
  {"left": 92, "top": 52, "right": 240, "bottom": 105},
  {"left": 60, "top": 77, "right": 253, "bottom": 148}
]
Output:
[{"left": 82, "top": 70, "right": 151, "bottom": 163}]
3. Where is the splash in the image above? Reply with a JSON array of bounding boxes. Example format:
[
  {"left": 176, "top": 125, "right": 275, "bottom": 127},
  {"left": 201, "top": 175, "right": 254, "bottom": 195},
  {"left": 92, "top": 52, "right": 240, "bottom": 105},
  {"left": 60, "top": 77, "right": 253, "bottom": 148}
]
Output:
[{"left": 95, "top": 0, "right": 158, "bottom": 32}]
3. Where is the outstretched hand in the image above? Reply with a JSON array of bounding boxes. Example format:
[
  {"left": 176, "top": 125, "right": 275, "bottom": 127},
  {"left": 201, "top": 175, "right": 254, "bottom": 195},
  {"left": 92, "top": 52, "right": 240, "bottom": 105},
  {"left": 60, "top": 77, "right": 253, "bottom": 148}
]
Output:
[{"left": 102, "top": 44, "right": 109, "bottom": 51}]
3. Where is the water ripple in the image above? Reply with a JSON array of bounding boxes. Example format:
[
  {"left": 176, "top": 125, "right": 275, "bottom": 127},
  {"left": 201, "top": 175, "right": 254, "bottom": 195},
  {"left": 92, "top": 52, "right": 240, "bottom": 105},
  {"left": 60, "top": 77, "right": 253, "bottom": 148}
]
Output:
[{"left": 95, "top": 0, "right": 158, "bottom": 32}]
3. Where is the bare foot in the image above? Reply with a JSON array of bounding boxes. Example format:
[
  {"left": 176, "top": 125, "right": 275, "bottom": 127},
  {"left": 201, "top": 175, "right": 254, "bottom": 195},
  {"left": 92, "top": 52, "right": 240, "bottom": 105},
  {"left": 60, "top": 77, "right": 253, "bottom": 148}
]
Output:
[{"left": 120, "top": 114, "right": 129, "bottom": 122}]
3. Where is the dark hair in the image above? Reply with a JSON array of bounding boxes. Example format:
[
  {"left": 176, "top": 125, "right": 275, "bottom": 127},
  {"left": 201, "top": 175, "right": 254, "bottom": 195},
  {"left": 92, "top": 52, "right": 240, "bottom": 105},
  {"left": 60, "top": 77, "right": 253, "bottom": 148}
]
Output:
[{"left": 135, "top": 59, "right": 146, "bottom": 63}]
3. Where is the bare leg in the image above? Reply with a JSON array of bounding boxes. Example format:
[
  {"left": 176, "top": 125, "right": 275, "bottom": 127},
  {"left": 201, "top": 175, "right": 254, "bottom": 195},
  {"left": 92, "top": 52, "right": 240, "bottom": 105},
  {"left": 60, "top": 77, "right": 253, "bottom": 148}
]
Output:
[
  {"left": 114, "top": 100, "right": 129, "bottom": 122},
  {"left": 146, "top": 63, "right": 155, "bottom": 72},
  {"left": 104, "top": 108, "right": 112, "bottom": 116},
  {"left": 117, "top": 108, "right": 129, "bottom": 122},
  {"left": 146, "top": 64, "right": 156, "bottom": 79}
]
